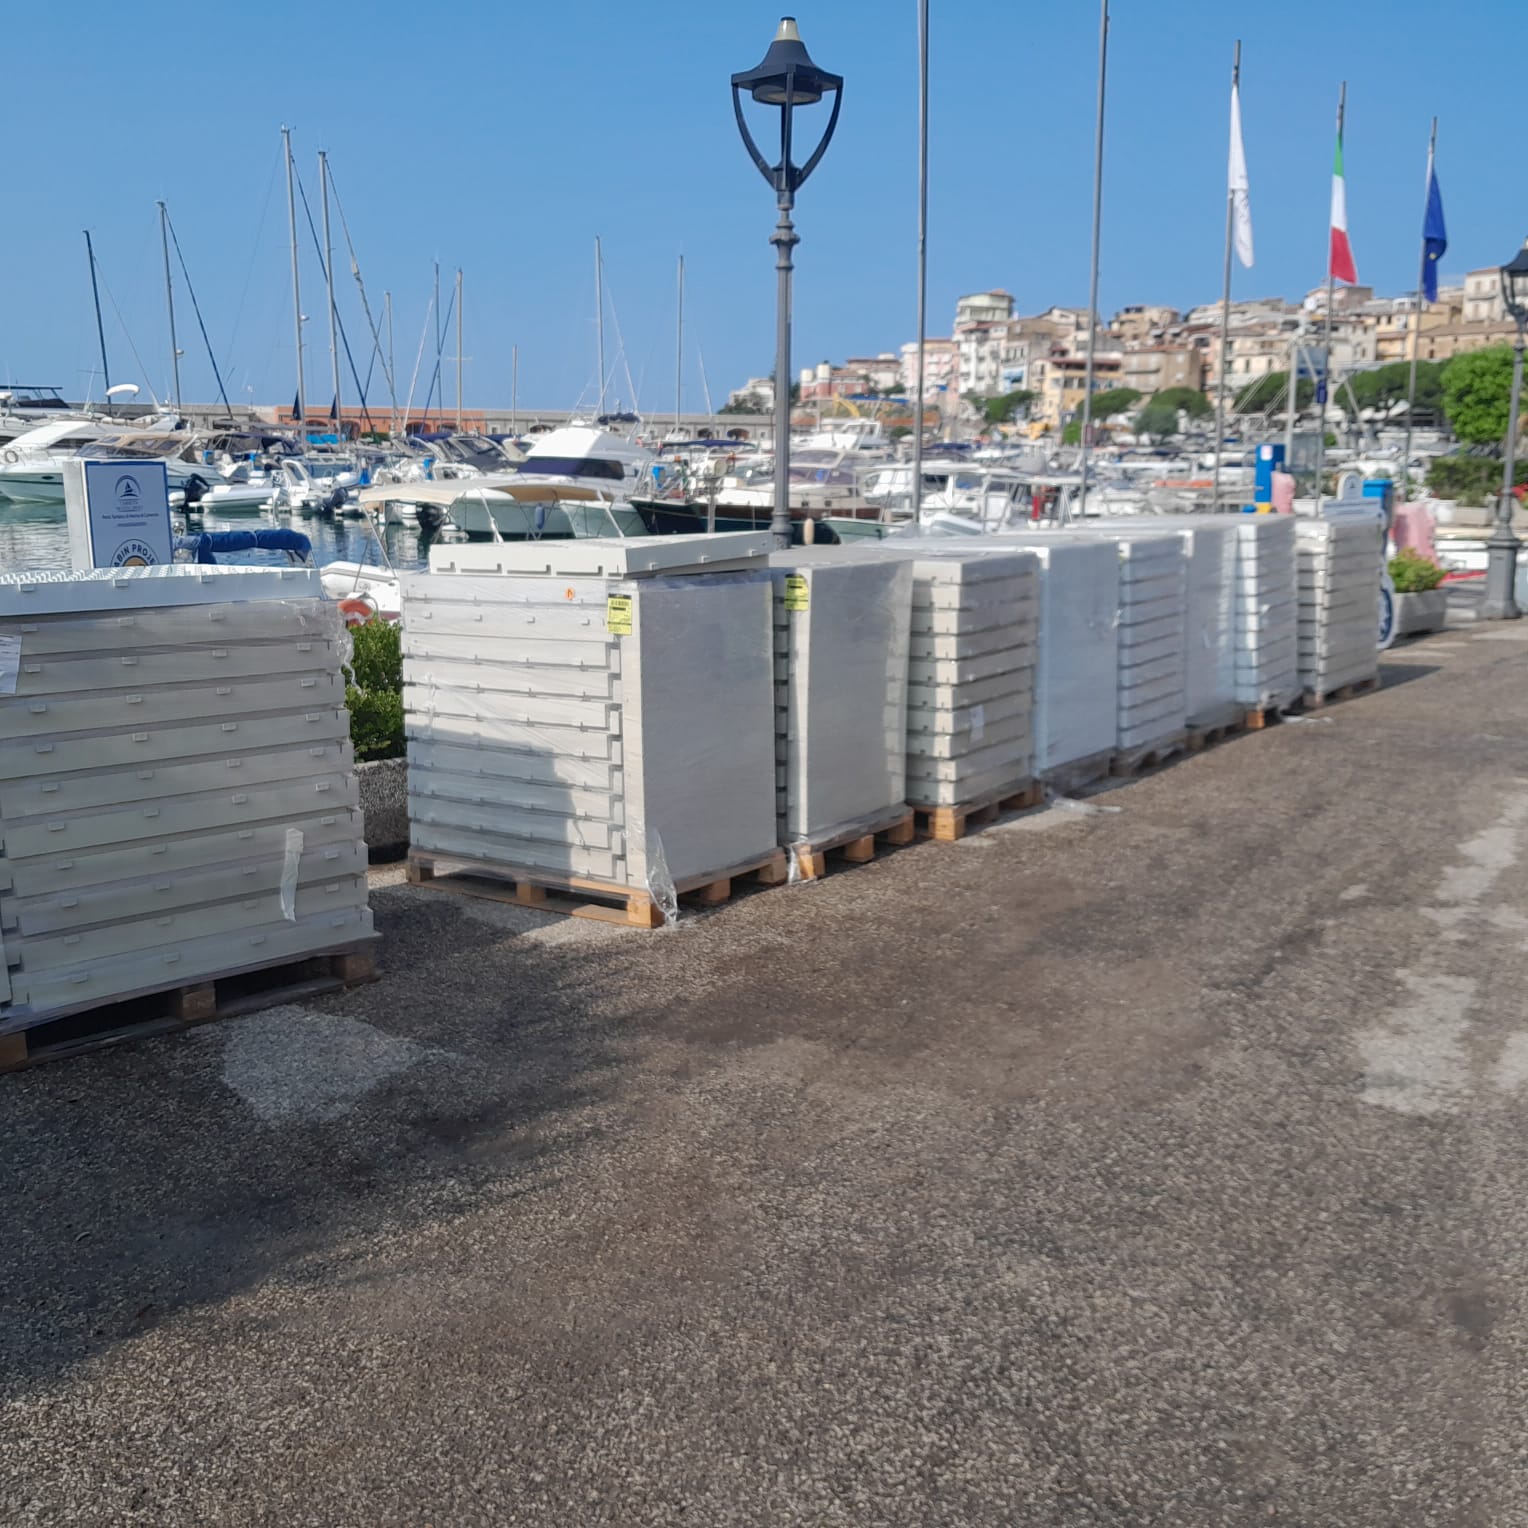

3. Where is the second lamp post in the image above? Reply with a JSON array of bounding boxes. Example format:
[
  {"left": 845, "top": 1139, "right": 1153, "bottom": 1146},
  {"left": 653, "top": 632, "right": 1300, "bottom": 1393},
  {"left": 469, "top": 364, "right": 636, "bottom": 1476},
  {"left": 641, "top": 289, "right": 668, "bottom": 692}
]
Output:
[
  {"left": 1485, "top": 240, "right": 1528, "bottom": 621},
  {"left": 732, "top": 17, "right": 843, "bottom": 548}
]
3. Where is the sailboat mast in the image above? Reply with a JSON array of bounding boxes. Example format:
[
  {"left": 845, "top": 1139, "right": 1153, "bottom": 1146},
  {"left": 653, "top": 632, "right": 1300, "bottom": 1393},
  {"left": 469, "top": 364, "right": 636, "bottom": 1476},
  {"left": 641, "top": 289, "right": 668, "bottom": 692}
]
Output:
[
  {"left": 433, "top": 260, "right": 441, "bottom": 430},
  {"left": 319, "top": 150, "right": 340, "bottom": 434},
  {"left": 1402, "top": 116, "right": 1438, "bottom": 501},
  {"left": 282, "top": 126, "right": 306, "bottom": 432},
  {"left": 83, "top": 230, "right": 111, "bottom": 401},
  {"left": 675, "top": 254, "right": 684, "bottom": 436},
  {"left": 1075, "top": 0, "right": 1110, "bottom": 522},
  {"left": 156, "top": 201, "right": 181, "bottom": 410},
  {"left": 912, "top": 0, "right": 929, "bottom": 523},
  {"left": 384, "top": 290, "right": 395, "bottom": 439},
  {"left": 511, "top": 345, "right": 519, "bottom": 436},
  {"left": 1212, "top": 40, "right": 1240, "bottom": 512},
  {"left": 595, "top": 236, "right": 606, "bottom": 416},
  {"left": 1316, "top": 81, "right": 1345, "bottom": 506},
  {"left": 455, "top": 268, "right": 464, "bottom": 431}
]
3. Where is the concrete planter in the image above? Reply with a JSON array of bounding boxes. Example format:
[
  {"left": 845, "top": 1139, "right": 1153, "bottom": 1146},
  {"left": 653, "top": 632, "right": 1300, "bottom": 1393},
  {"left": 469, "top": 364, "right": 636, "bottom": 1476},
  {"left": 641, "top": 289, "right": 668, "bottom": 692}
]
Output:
[
  {"left": 1394, "top": 589, "right": 1448, "bottom": 638},
  {"left": 356, "top": 757, "right": 408, "bottom": 858}
]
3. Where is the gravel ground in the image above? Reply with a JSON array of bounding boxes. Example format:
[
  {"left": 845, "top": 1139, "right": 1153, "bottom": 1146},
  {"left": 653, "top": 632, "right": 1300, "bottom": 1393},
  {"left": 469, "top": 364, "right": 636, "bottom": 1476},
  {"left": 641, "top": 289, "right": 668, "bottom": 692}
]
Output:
[{"left": 3, "top": 624, "right": 1527, "bottom": 1525}]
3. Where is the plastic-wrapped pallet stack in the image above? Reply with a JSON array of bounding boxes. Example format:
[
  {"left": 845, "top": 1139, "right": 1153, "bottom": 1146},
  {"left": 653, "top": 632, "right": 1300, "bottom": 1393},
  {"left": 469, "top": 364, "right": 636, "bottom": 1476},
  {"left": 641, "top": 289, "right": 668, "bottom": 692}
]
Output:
[
  {"left": 1229, "top": 515, "right": 1301, "bottom": 712},
  {"left": 1068, "top": 519, "right": 1239, "bottom": 729},
  {"left": 403, "top": 535, "right": 779, "bottom": 918},
  {"left": 767, "top": 551, "right": 913, "bottom": 850},
  {"left": 871, "top": 545, "right": 1040, "bottom": 818},
  {"left": 1096, "top": 533, "right": 1189, "bottom": 759},
  {"left": 1295, "top": 515, "right": 1380, "bottom": 698},
  {"left": 0, "top": 566, "right": 373, "bottom": 1034},
  {"left": 1010, "top": 540, "right": 1119, "bottom": 776},
  {"left": 922, "top": 535, "right": 1118, "bottom": 780}
]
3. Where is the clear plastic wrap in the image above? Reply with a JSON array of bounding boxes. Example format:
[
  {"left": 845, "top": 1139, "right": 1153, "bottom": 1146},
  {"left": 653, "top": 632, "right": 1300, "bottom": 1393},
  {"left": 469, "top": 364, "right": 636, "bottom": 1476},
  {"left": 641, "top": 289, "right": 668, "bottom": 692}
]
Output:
[
  {"left": 402, "top": 567, "right": 777, "bottom": 898},
  {"left": 768, "top": 553, "right": 913, "bottom": 849},
  {"left": 0, "top": 578, "right": 370, "bottom": 1027}
]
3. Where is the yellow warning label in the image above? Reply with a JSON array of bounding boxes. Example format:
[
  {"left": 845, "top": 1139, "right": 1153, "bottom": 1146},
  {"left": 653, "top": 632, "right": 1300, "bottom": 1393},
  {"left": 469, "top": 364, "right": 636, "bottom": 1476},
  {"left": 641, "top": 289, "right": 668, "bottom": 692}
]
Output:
[
  {"left": 606, "top": 595, "right": 633, "bottom": 635},
  {"left": 784, "top": 574, "right": 809, "bottom": 612}
]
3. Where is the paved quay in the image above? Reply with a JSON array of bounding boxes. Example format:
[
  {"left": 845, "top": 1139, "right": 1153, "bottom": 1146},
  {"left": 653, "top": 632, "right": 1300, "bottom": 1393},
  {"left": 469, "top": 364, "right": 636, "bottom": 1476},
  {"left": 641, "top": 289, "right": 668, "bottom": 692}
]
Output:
[{"left": 4, "top": 621, "right": 1528, "bottom": 1526}]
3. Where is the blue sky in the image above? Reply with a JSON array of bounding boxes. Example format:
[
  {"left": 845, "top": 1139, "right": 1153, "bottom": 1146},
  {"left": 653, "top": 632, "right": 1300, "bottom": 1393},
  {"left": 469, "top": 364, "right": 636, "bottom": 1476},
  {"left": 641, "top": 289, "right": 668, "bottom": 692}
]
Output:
[{"left": 6, "top": 0, "right": 1523, "bottom": 413}]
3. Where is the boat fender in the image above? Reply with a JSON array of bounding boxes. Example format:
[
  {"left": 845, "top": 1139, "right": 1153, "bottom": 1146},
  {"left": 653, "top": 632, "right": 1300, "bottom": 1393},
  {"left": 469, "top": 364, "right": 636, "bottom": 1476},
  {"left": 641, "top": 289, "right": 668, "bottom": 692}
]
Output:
[{"left": 338, "top": 595, "right": 378, "bottom": 627}]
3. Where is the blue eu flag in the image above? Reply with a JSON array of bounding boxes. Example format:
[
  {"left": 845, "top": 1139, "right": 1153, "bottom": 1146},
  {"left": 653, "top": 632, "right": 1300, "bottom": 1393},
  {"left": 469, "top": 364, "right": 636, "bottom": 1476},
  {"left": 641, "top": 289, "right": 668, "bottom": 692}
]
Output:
[{"left": 1422, "top": 162, "right": 1447, "bottom": 303}]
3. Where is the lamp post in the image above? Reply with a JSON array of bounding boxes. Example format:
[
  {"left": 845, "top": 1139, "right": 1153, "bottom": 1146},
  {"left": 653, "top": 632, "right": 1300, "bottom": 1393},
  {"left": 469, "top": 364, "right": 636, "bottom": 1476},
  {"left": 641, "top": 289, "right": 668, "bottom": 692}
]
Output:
[
  {"left": 732, "top": 17, "right": 843, "bottom": 548},
  {"left": 1484, "top": 241, "right": 1528, "bottom": 621}
]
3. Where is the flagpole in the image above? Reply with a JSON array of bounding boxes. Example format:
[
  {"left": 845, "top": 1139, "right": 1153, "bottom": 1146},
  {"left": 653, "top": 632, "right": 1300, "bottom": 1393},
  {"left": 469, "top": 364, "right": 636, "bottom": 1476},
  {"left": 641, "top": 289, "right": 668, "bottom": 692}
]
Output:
[
  {"left": 911, "top": 0, "right": 929, "bottom": 527},
  {"left": 1316, "top": 81, "right": 1345, "bottom": 510},
  {"left": 1402, "top": 116, "right": 1438, "bottom": 505},
  {"left": 1075, "top": 0, "right": 1109, "bottom": 522},
  {"left": 1212, "top": 40, "right": 1241, "bottom": 514}
]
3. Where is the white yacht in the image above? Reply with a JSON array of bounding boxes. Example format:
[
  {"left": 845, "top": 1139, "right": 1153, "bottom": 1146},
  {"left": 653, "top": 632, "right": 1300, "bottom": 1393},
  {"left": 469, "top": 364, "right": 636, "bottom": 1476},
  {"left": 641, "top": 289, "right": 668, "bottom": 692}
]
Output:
[
  {"left": 511, "top": 423, "right": 656, "bottom": 496},
  {"left": 0, "top": 419, "right": 182, "bottom": 503}
]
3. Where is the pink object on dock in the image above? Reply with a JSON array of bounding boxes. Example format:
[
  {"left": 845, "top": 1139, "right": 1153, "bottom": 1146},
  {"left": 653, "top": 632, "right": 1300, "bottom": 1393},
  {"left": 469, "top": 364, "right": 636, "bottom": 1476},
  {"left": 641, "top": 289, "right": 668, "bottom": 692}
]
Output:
[{"left": 1391, "top": 502, "right": 1437, "bottom": 563}]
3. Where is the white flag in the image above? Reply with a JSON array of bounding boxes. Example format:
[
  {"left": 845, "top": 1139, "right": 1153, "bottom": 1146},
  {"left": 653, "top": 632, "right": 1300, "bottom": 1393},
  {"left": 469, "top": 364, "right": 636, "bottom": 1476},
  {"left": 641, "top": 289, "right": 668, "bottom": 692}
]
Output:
[{"left": 1228, "top": 80, "right": 1254, "bottom": 268}]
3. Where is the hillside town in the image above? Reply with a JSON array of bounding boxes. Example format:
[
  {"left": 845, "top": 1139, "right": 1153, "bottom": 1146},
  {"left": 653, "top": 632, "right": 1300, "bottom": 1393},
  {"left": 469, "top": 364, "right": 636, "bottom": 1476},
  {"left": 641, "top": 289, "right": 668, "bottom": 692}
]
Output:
[{"left": 725, "top": 266, "right": 1520, "bottom": 436}]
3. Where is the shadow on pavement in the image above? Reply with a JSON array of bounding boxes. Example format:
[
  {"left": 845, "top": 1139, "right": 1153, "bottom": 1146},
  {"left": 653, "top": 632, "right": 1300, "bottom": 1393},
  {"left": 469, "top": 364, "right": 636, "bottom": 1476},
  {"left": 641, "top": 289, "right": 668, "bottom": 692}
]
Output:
[
  {"left": 1376, "top": 660, "right": 1440, "bottom": 691},
  {"left": 0, "top": 883, "right": 635, "bottom": 1400}
]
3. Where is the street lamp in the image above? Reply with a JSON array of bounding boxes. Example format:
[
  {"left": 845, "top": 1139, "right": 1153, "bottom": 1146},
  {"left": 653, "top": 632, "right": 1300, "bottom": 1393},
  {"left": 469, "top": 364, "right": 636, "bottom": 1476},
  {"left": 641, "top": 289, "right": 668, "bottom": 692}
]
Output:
[
  {"left": 1484, "top": 240, "right": 1528, "bottom": 620},
  {"left": 732, "top": 17, "right": 843, "bottom": 548}
]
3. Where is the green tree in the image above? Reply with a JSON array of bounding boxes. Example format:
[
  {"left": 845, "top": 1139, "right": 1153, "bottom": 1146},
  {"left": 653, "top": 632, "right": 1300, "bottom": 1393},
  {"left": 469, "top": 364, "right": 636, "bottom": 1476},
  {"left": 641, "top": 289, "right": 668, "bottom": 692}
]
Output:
[
  {"left": 1062, "top": 420, "right": 1082, "bottom": 445},
  {"left": 1134, "top": 401, "right": 1181, "bottom": 440},
  {"left": 1442, "top": 346, "right": 1518, "bottom": 444},
  {"left": 719, "top": 392, "right": 769, "bottom": 416},
  {"left": 1152, "top": 386, "right": 1211, "bottom": 418},
  {"left": 1235, "top": 371, "right": 1313, "bottom": 414},
  {"left": 1088, "top": 386, "right": 1143, "bottom": 420},
  {"left": 979, "top": 389, "right": 1036, "bottom": 426},
  {"left": 1338, "top": 360, "right": 1445, "bottom": 419}
]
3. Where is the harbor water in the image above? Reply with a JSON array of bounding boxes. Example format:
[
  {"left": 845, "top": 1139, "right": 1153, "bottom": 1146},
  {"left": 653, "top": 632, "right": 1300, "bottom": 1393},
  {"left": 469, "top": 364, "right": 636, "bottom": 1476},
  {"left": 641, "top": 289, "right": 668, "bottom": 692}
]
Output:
[{"left": 0, "top": 503, "right": 438, "bottom": 575}]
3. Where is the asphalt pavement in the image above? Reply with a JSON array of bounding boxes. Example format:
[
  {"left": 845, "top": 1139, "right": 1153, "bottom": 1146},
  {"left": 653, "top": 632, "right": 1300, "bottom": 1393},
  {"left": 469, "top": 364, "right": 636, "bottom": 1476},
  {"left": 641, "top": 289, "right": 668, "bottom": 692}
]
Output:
[{"left": 3, "top": 620, "right": 1527, "bottom": 1526}]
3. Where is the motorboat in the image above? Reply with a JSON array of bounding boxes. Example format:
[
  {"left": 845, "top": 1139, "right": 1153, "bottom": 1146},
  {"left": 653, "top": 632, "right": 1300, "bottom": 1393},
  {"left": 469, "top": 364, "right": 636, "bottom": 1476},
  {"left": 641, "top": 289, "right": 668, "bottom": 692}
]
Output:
[
  {"left": 0, "top": 421, "right": 194, "bottom": 503},
  {"left": 512, "top": 423, "right": 657, "bottom": 496},
  {"left": 442, "top": 482, "right": 646, "bottom": 540}
]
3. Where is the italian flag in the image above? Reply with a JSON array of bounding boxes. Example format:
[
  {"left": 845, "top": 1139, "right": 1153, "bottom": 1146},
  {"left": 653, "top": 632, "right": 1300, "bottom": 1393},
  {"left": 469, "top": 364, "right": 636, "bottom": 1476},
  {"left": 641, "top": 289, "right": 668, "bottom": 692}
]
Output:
[{"left": 1329, "top": 129, "right": 1357, "bottom": 284}]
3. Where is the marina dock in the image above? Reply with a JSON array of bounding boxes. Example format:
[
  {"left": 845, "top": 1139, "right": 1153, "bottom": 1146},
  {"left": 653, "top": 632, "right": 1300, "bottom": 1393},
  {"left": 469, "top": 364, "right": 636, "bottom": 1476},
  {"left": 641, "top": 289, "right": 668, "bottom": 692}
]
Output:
[{"left": 0, "top": 616, "right": 1516, "bottom": 1525}]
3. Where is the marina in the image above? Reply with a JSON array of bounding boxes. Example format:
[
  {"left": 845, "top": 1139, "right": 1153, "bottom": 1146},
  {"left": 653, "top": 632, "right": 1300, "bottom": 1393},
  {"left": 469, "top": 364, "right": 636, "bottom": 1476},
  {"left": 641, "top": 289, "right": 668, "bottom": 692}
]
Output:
[{"left": 1, "top": 1, "right": 1523, "bottom": 1524}]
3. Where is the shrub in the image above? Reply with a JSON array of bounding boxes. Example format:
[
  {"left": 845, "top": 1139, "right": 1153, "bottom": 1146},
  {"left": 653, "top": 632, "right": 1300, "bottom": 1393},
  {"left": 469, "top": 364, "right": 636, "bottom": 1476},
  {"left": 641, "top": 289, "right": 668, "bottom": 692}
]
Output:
[
  {"left": 344, "top": 617, "right": 405, "bottom": 761},
  {"left": 1426, "top": 453, "right": 1528, "bottom": 506},
  {"left": 1388, "top": 550, "right": 1446, "bottom": 593}
]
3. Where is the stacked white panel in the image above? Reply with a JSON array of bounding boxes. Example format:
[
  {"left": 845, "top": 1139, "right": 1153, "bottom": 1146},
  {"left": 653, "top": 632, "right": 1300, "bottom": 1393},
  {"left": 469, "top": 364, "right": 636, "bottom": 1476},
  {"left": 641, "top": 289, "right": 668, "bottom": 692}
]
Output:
[
  {"left": 404, "top": 553, "right": 777, "bottom": 893},
  {"left": 768, "top": 554, "right": 912, "bottom": 844},
  {"left": 1105, "top": 535, "right": 1188, "bottom": 750},
  {"left": 1228, "top": 515, "right": 1300, "bottom": 709},
  {"left": 860, "top": 546, "right": 1039, "bottom": 808},
  {"left": 0, "top": 569, "right": 372, "bottom": 1030},
  {"left": 1064, "top": 519, "right": 1239, "bottom": 727},
  {"left": 1295, "top": 518, "right": 1380, "bottom": 695},
  {"left": 928, "top": 536, "right": 1118, "bottom": 773}
]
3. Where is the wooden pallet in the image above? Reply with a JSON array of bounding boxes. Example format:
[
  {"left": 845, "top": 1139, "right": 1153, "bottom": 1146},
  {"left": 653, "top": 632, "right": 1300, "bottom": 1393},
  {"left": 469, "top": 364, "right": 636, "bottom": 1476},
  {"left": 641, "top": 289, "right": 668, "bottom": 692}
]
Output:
[
  {"left": 913, "top": 780, "right": 1044, "bottom": 843},
  {"left": 790, "top": 808, "right": 915, "bottom": 880},
  {"left": 1040, "top": 750, "right": 1114, "bottom": 796},
  {"left": 1110, "top": 732, "right": 1189, "bottom": 778},
  {"left": 406, "top": 848, "right": 789, "bottom": 928},
  {"left": 1184, "top": 709, "right": 1249, "bottom": 752},
  {"left": 0, "top": 943, "right": 378, "bottom": 1076},
  {"left": 1302, "top": 674, "right": 1381, "bottom": 710},
  {"left": 1243, "top": 704, "right": 1282, "bottom": 731}
]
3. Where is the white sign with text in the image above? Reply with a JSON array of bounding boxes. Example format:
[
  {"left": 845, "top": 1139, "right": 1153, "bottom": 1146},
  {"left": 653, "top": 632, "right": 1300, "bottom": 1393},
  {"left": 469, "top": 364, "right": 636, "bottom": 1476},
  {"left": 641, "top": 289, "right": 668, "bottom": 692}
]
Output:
[{"left": 63, "top": 459, "right": 174, "bottom": 568}]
